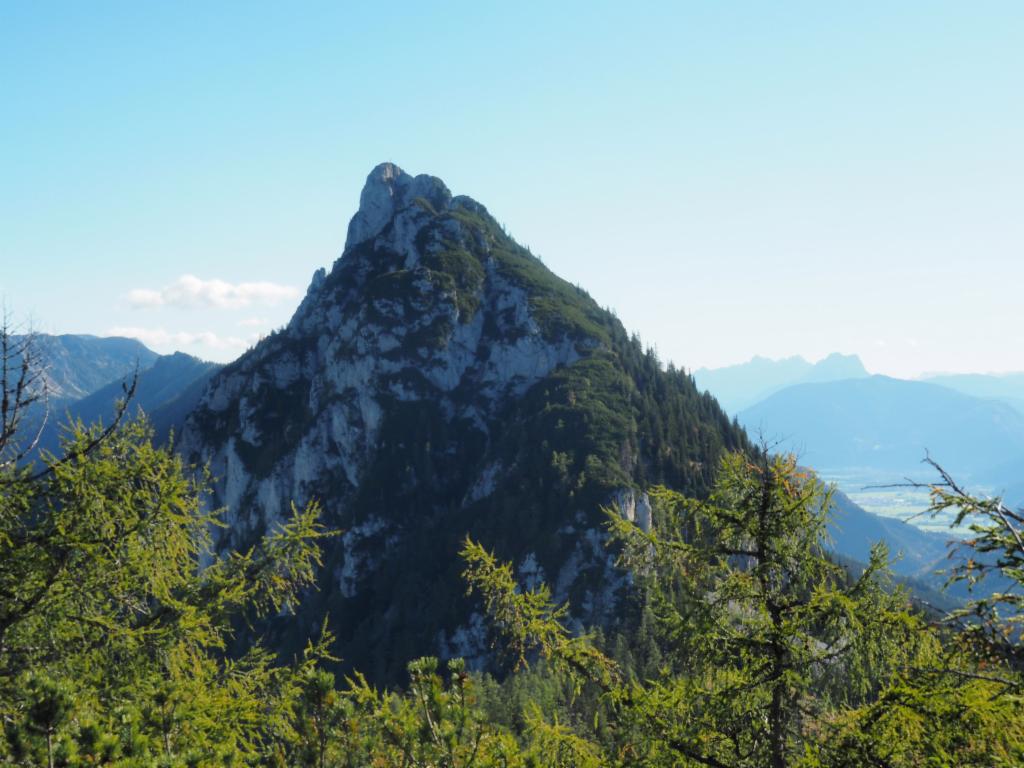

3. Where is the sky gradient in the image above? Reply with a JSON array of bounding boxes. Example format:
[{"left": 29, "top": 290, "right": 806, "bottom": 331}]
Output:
[{"left": 2, "top": 2, "right": 1022, "bottom": 377}]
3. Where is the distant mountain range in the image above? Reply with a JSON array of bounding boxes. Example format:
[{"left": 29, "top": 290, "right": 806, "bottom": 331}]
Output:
[
  {"left": 737, "top": 375, "right": 1024, "bottom": 481},
  {"left": 13, "top": 335, "right": 219, "bottom": 460},
  {"left": 15, "top": 333, "right": 158, "bottom": 401},
  {"left": 693, "top": 352, "right": 868, "bottom": 414},
  {"left": 920, "top": 372, "right": 1024, "bottom": 415},
  {"left": 33, "top": 352, "right": 221, "bottom": 454},
  {"left": 693, "top": 355, "right": 1024, "bottom": 510}
]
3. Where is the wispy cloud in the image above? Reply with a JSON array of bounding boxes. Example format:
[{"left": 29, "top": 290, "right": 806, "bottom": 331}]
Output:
[
  {"left": 107, "top": 326, "right": 257, "bottom": 351},
  {"left": 127, "top": 274, "right": 300, "bottom": 310}
]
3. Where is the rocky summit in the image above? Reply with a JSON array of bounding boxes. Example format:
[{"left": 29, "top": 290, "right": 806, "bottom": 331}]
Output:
[{"left": 180, "top": 163, "right": 746, "bottom": 682}]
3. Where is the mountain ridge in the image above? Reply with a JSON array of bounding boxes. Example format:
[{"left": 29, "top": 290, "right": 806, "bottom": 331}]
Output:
[
  {"left": 693, "top": 352, "right": 868, "bottom": 413},
  {"left": 921, "top": 371, "right": 1024, "bottom": 416},
  {"left": 14, "top": 333, "right": 159, "bottom": 401},
  {"left": 738, "top": 374, "right": 1024, "bottom": 481}
]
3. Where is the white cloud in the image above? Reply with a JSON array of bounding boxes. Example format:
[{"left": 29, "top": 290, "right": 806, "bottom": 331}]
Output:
[
  {"left": 107, "top": 326, "right": 254, "bottom": 352},
  {"left": 127, "top": 274, "right": 300, "bottom": 310}
]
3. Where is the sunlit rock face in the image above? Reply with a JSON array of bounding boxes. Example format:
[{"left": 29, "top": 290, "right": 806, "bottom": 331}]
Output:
[
  {"left": 613, "top": 488, "right": 653, "bottom": 533},
  {"left": 179, "top": 163, "right": 745, "bottom": 683}
]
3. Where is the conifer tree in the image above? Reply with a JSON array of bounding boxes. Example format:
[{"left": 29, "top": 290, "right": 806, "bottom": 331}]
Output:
[
  {"left": 0, "top": 323, "right": 332, "bottom": 764},
  {"left": 604, "top": 452, "right": 920, "bottom": 767}
]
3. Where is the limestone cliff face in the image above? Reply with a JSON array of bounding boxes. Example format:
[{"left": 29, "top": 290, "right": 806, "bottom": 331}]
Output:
[{"left": 180, "top": 163, "right": 747, "bottom": 682}]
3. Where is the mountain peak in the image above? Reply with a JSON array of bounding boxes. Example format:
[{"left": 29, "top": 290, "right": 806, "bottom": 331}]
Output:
[
  {"left": 807, "top": 352, "right": 868, "bottom": 380},
  {"left": 345, "top": 162, "right": 453, "bottom": 249},
  {"left": 180, "top": 162, "right": 754, "bottom": 681}
]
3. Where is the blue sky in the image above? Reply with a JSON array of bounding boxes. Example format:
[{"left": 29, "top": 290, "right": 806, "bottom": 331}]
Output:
[{"left": 2, "top": 2, "right": 1021, "bottom": 377}]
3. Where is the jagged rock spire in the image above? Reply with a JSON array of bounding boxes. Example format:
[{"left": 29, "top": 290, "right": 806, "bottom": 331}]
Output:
[{"left": 344, "top": 162, "right": 453, "bottom": 249}]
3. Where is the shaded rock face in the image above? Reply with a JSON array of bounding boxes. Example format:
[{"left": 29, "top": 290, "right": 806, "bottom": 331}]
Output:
[{"left": 180, "top": 163, "right": 746, "bottom": 683}]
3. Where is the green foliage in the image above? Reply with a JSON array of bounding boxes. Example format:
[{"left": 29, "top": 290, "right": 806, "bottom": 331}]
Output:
[
  {"left": 421, "top": 245, "right": 486, "bottom": 321},
  {"left": 521, "top": 705, "right": 604, "bottom": 768},
  {"left": 821, "top": 671, "right": 1024, "bottom": 767},
  {"left": 463, "top": 450, "right": 1024, "bottom": 767},
  {"left": 462, "top": 538, "right": 619, "bottom": 694},
  {"left": 604, "top": 453, "right": 928, "bottom": 766},
  {"left": 276, "top": 656, "right": 531, "bottom": 767},
  {"left": 2, "top": 415, "right": 1022, "bottom": 766},
  {"left": 7, "top": 312, "right": 1024, "bottom": 764},
  {"left": 0, "top": 417, "right": 331, "bottom": 765},
  {"left": 922, "top": 458, "right": 1024, "bottom": 670}
]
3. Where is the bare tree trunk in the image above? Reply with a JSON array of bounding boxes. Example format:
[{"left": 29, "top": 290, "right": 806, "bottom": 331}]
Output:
[
  {"left": 769, "top": 659, "right": 787, "bottom": 768},
  {"left": 0, "top": 310, "right": 49, "bottom": 468}
]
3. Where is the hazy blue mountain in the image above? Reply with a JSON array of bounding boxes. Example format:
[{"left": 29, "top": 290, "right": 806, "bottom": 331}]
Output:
[
  {"left": 799, "top": 352, "right": 869, "bottom": 383},
  {"left": 738, "top": 375, "right": 1024, "bottom": 482},
  {"left": 693, "top": 352, "right": 868, "bottom": 414},
  {"left": 147, "top": 357, "right": 224, "bottom": 444},
  {"left": 693, "top": 356, "right": 812, "bottom": 413},
  {"left": 921, "top": 372, "right": 1024, "bottom": 415},
  {"left": 11, "top": 334, "right": 159, "bottom": 457},
  {"left": 35, "top": 352, "right": 221, "bottom": 455},
  {"left": 19, "top": 333, "right": 159, "bottom": 400}
]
